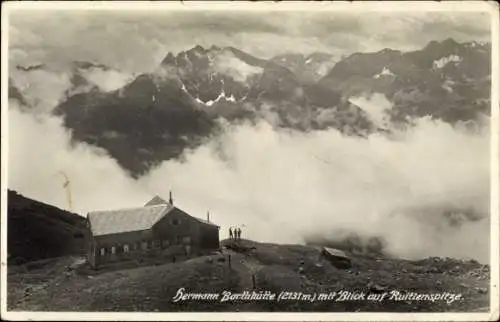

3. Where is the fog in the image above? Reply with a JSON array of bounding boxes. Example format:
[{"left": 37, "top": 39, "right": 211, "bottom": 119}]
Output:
[
  {"left": 211, "top": 50, "right": 264, "bottom": 82},
  {"left": 10, "top": 69, "right": 73, "bottom": 113},
  {"left": 8, "top": 104, "right": 152, "bottom": 211},
  {"left": 78, "top": 68, "right": 135, "bottom": 92},
  {"left": 8, "top": 91, "right": 490, "bottom": 263},
  {"left": 349, "top": 93, "right": 392, "bottom": 128},
  {"left": 10, "top": 67, "right": 135, "bottom": 112}
]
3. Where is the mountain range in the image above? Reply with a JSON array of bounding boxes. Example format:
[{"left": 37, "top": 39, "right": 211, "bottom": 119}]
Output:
[{"left": 9, "top": 38, "right": 491, "bottom": 177}]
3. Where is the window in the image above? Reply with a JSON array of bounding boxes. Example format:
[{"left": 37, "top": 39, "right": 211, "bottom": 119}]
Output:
[
  {"left": 182, "top": 236, "right": 191, "bottom": 244},
  {"left": 100, "top": 248, "right": 105, "bottom": 256},
  {"left": 162, "top": 239, "right": 169, "bottom": 248},
  {"left": 133, "top": 243, "right": 138, "bottom": 250},
  {"left": 153, "top": 240, "right": 160, "bottom": 249},
  {"left": 124, "top": 244, "right": 130, "bottom": 253},
  {"left": 111, "top": 246, "right": 116, "bottom": 254},
  {"left": 171, "top": 218, "right": 181, "bottom": 226},
  {"left": 141, "top": 241, "right": 148, "bottom": 250}
]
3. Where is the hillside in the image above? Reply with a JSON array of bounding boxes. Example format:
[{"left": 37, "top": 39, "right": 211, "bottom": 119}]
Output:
[
  {"left": 7, "top": 190, "right": 87, "bottom": 265},
  {"left": 8, "top": 239, "right": 489, "bottom": 312}
]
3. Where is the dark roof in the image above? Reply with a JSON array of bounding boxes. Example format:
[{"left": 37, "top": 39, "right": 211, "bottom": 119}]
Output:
[
  {"left": 170, "top": 206, "right": 220, "bottom": 228},
  {"left": 323, "top": 247, "right": 350, "bottom": 259},
  {"left": 146, "top": 195, "right": 219, "bottom": 228},
  {"left": 191, "top": 216, "right": 219, "bottom": 227}
]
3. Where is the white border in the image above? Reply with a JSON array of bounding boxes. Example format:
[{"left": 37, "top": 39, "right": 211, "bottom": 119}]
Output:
[{"left": 1, "top": 1, "right": 499, "bottom": 321}]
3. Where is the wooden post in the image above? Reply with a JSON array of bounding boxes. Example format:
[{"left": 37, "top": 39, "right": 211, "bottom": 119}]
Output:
[
  {"left": 228, "top": 254, "right": 231, "bottom": 269},
  {"left": 252, "top": 274, "right": 256, "bottom": 289}
]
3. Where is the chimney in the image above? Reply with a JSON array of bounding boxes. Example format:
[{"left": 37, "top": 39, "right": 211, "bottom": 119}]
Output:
[
  {"left": 207, "top": 211, "right": 210, "bottom": 223},
  {"left": 169, "top": 190, "right": 173, "bottom": 205}
]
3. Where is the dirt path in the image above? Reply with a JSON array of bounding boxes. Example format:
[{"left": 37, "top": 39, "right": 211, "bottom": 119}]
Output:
[
  {"left": 224, "top": 250, "right": 264, "bottom": 288},
  {"left": 223, "top": 251, "right": 250, "bottom": 289},
  {"left": 221, "top": 249, "right": 267, "bottom": 311}
]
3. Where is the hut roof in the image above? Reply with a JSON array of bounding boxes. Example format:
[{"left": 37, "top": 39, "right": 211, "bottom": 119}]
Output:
[
  {"left": 88, "top": 204, "right": 171, "bottom": 236},
  {"left": 144, "top": 195, "right": 169, "bottom": 207},
  {"left": 322, "top": 247, "right": 350, "bottom": 259},
  {"left": 88, "top": 195, "right": 219, "bottom": 236}
]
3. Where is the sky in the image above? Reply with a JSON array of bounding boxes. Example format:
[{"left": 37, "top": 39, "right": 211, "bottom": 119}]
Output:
[{"left": 8, "top": 8, "right": 492, "bottom": 73}]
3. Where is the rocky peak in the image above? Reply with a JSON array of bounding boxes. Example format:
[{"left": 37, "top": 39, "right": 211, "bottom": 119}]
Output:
[{"left": 160, "top": 52, "right": 176, "bottom": 66}]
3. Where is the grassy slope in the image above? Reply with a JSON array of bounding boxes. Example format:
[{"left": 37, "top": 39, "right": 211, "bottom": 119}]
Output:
[
  {"left": 7, "top": 190, "right": 87, "bottom": 265},
  {"left": 8, "top": 240, "right": 490, "bottom": 312}
]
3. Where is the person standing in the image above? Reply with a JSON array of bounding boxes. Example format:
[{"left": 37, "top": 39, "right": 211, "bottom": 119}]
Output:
[{"left": 229, "top": 227, "right": 233, "bottom": 240}]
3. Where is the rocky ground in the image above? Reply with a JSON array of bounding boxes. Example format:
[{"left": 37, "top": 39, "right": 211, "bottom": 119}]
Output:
[{"left": 7, "top": 239, "right": 490, "bottom": 312}]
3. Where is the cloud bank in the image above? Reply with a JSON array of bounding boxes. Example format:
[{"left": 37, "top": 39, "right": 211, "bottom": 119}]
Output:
[{"left": 8, "top": 98, "right": 490, "bottom": 263}]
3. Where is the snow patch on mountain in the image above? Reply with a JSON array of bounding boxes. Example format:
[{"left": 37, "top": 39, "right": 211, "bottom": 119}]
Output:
[
  {"left": 210, "top": 50, "right": 263, "bottom": 83},
  {"left": 196, "top": 90, "right": 237, "bottom": 107},
  {"left": 316, "top": 61, "right": 337, "bottom": 78},
  {"left": 466, "top": 40, "right": 489, "bottom": 48},
  {"left": 192, "top": 49, "right": 205, "bottom": 58},
  {"left": 373, "top": 67, "right": 395, "bottom": 79},
  {"left": 433, "top": 55, "right": 462, "bottom": 69},
  {"left": 349, "top": 93, "right": 392, "bottom": 128},
  {"left": 442, "top": 79, "right": 455, "bottom": 93}
]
